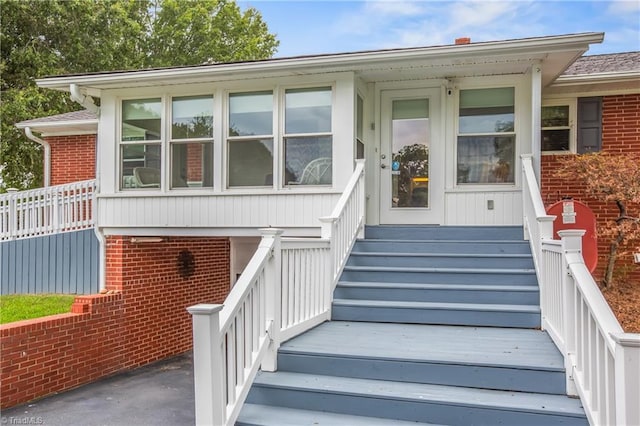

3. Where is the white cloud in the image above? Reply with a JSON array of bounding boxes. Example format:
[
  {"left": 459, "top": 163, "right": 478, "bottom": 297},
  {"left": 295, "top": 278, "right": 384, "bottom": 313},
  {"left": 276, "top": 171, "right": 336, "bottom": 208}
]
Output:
[{"left": 607, "top": 0, "right": 640, "bottom": 15}]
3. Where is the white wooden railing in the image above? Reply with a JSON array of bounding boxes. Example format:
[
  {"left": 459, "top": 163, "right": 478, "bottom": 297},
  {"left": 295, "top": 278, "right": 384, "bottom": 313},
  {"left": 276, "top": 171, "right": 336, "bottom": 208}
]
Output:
[
  {"left": 522, "top": 154, "right": 640, "bottom": 426},
  {"left": 188, "top": 160, "right": 366, "bottom": 426},
  {"left": 0, "top": 179, "right": 96, "bottom": 241}
]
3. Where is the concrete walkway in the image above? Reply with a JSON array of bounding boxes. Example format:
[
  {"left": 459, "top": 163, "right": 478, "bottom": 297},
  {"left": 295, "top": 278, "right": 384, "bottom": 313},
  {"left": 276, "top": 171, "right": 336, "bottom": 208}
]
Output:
[{"left": 1, "top": 352, "right": 195, "bottom": 426}]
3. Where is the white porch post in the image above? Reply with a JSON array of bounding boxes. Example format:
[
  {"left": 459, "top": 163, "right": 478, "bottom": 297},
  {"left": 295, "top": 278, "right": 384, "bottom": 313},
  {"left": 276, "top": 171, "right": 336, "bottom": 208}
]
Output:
[
  {"left": 260, "top": 228, "right": 283, "bottom": 372},
  {"left": 559, "top": 229, "right": 585, "bottom": 396},
  {"left": 187, "top": 304, "right": 225, "bottom": 426},
  {"left": 611, "top": 333, "right": 640, "bottom": 426},
  {"left": 530, "top": 62, "right": 542, "bottom": 179}
]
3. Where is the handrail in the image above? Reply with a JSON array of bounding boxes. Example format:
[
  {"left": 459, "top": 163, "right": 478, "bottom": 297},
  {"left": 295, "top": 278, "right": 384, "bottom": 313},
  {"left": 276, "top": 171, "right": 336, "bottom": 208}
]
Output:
[
  {"left": 522, "top": 155, "right": 640, "bottom": 426},
  {"left": 0, "top": 179, "right": 96, "bottom": 241},
  {"left": 188, "top": 160, "right": 366, "bottom": 426}
]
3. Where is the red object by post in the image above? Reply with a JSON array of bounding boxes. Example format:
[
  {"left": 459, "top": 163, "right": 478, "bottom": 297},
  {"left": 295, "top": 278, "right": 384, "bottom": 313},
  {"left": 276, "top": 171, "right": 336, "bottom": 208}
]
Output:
[{"left": 546, "top": 199, "right": 598, "bottom": 272}]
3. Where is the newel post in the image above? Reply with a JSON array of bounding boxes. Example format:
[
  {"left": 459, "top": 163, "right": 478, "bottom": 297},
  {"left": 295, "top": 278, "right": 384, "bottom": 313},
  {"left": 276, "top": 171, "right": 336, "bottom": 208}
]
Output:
[
  {"left": 7, "top": 188, "right": 18, "bottom": 240},
  {"left": 187, "top": 303, "right": 225, "bottom": 426},
  {"left": 558, "top": 229, "right": 585, "bottom": 396},
  {"left": 260, "top": 228, "right": 284, "bottom": 372},
  {"left": 611, "top": 333, "right": 640, "bottom": 426}
]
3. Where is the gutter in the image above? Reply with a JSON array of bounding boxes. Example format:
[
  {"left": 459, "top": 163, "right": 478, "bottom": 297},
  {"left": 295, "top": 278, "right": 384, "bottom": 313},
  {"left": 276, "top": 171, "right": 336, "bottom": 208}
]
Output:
[
  {"left": 24, "top": 127, "right": 51, "bottom": 187},
  {"left": 70, "top": 84, "right": 100, "bottom": 116}
]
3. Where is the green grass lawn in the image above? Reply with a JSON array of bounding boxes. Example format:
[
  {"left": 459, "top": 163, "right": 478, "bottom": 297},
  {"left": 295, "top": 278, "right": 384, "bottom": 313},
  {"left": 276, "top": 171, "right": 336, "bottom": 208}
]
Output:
[{"left": 0, "top": 294, "right": 76, "bottom": 324}]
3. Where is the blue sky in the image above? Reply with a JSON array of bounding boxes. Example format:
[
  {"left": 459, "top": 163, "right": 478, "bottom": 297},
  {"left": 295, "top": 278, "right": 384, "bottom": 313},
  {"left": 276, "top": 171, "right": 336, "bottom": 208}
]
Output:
[{"left": 239, "top": 1, "right": 640, "bottom": 57}]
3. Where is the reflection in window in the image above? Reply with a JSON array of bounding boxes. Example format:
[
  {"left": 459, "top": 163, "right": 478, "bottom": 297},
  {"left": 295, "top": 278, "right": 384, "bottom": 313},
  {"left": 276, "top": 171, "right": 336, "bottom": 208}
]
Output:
[
  {"left": 172, "top": 95, "right": 213, "bottom": 139},
  {"left": 457, "top": 88, "right": 515, "bottom": 184},
  {"left": 228, "top": 92, "right": 273, "bottom": 187},
  {"left": 171, "top": 143, "right": 213, "bottom": 188},
  {"left": 170, "top": 96, "right": 214, "bottom": 188},
  {"left": 542, "top": 105, "right": 570, "bottom": 152},
  {"left": 284, "top": 87, "right": 332, "bottom": 185},
  {"left": 122, "top": 98, "right": 161, "bottom": 141}
]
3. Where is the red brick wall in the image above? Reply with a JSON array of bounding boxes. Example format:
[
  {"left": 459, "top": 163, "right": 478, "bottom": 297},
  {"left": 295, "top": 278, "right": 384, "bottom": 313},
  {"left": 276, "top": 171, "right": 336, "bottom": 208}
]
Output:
[
  {"left": 1, "top": 294, "right": 125, "bottom": 409},
  {"left": 1, "top": 236, "right": 230, "bottom": 409},
  {"left": 541, "top": 93, "right": 640, "bottom": 283},
  {"left": 47, "top": 134, "right": 96, "bottom": 185},
  {"left": 105, "top": 236, "right": 230, "bottom": 367}
]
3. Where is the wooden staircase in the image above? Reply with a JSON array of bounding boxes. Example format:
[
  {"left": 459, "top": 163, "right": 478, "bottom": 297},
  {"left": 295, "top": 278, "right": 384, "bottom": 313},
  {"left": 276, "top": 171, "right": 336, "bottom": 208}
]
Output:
[{"left": 237, "top": 226, "right": 588, "bottom": 425}]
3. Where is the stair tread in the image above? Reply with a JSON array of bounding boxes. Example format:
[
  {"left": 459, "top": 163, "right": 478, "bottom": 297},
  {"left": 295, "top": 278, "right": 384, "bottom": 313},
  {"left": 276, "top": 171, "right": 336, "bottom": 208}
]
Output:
[
  {"left": 343, "top": 265, "right": 535, "bottom": 274},
  {"left": 253, "top": 371, "right": 586, "bottom": 417},
  {"left": 350, "top": 251, "right": 532, "bottom": 258},
  {"left": 280, "top": 321, "right": 563, "bottom": 371},
  {"left": 238, "top": 403, "right": 442, "bottom": 425},
  {"left": 333, "top": 299, "right": 541, "bottom": 313},
  {"left": 337, "top": 281, "right": 539, "bottom": 291}
]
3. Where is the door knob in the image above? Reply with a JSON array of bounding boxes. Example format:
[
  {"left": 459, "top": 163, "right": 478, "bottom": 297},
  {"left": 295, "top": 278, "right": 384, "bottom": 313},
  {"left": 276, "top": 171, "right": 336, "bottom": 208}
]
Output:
[{"left": 381, "top": 164, "right": 388, "bottom": 169}]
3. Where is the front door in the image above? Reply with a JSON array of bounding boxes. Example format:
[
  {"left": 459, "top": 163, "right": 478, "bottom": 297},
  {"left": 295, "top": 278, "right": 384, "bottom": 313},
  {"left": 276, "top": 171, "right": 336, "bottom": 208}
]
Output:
[{"left": 379, "top": 88, "right": 443, "bottom": 224}]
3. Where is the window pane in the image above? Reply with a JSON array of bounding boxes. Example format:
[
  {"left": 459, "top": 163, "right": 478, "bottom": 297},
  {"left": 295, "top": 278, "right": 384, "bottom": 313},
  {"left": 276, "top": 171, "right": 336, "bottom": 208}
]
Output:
[
  {"left": 542, "top": 129, "right": 570, "bottom": 151},
  {"left": 170, "top": 142, "right": 213, "bottom": 188},
  {"left": 172, "top": 95, "right": 213, "bottom": 139},
  {"left": 459, "top": 88, "right": 514, "bottom": 134},
  {"left": 457, "top": 136, "right": 514, "bottom": 184},
  {"left": 122, "top": 99, "right": 161, "bottom": 141},
  {"left": 284, "top": 136, "right": 332, "bottom": 185},
  {"left": 121, "top": 144, "right": 161, "bottom": 189},
  {"left": 228, "top": 139, "right": 274, "bottom": 187},
  {"left": 285, "top": 87, "right": 331, "bottom": 134},
  {"left": 229, "top": 92, "right": 273, "bottom": 136},
  {"left": 542, "top": 106, "right": 569, "bottom": 127}
]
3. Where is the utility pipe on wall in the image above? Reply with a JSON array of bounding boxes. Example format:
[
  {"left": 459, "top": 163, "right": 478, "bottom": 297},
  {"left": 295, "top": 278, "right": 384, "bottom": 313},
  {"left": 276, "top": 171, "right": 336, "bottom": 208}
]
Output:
[{"left": 24, "top": 127, "right": 51, "bottom": 187}]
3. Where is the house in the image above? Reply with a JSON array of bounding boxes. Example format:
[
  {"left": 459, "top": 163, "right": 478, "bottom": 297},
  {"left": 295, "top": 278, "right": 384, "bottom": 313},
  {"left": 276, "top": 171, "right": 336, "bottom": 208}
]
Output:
[{"left": 2, "top": 32, "right": 639, "bottom": 424}]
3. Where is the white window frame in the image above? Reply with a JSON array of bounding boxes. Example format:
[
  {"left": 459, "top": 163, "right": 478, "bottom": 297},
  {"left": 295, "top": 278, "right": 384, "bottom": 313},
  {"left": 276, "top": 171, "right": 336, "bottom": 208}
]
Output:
[
  {"left": 541, "top": 98, "right": 577, "bottom": 155},
  {"left": 280, "top": 84, "right": 335, "bottom": 188},
  {"left": 168, "top": 94, "right": 215, "bottom": 190}
]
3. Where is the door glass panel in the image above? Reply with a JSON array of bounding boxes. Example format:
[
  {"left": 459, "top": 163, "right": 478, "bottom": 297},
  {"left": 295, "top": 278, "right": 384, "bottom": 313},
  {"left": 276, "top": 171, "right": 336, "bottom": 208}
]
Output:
[{"left": 391, "top": 99, "right": 429, "bottom": 208}]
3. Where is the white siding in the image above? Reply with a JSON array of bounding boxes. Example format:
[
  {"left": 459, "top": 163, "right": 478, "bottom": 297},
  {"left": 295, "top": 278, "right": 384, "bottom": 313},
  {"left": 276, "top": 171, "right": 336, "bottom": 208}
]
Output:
[
  {"left": 444, "top": 190, "right": 522, "bottom": 225},
  {"left": 97, "top": 192, "right": 340, "bottom": 230}
]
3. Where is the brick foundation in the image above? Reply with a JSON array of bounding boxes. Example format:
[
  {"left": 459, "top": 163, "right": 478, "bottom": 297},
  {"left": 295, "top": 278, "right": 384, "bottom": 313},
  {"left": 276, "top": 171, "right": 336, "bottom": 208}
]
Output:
[
  {"left": 541, "top": 93, "right": 640, "bottom": 283},
  {"left": 1, "top": 236, "right": 230, "bottom": 409}
]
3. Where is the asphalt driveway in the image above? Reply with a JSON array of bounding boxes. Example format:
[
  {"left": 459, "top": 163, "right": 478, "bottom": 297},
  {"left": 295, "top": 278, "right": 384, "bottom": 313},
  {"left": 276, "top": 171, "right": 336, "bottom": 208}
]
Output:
[{"left": 1, "top": 352, "right": 195, "bottom": 426}]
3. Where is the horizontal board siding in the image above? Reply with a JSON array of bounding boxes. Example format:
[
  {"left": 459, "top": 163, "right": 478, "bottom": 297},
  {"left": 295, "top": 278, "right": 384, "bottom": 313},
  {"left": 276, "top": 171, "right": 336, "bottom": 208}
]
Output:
[
  {"left": 1, "top": 229, "right": 99, "bottom": 295},
  {"left": 97, "top": 193, "right": 340, "bottom": 229},
  {"left": 445, "top": 191, "right": 523, "bottom": 225}
]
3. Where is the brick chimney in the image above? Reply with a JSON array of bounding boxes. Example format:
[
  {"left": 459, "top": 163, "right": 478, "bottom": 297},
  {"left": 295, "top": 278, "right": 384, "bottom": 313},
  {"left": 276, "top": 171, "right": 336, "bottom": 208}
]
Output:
[{"left": 455, "top": 37, "right": 471, "bottom": 45}]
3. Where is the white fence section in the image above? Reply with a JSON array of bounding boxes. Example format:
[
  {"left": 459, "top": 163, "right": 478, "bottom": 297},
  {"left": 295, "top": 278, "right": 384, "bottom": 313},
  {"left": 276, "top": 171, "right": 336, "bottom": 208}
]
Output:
[
  {"left": 188, "top": 160, "right": 366, "bottom": 426},
  {"left": 522, "top": 154, "right": 640, "bottom": 426},
  {"left": 0, "top": 180, "right": 96, "bottom": 241}
]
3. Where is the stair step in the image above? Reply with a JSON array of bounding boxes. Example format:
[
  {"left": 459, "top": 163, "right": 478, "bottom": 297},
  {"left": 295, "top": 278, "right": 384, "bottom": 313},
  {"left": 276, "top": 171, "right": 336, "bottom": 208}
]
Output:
[
  {"left": 341, "top": 265, "right": 538, "bottom": 285},
  {"left": 347, "top": 251, "right": 534, "bottom": 268},
  {"left": 353, "top": 239, "right": 532, "bottom": 254},
  {"left": 334, "top": 281, "right": 539, "bottom": 305},
  {"left": 332, "top": 299, "right": 541, "bottom": 327},
  {"left": 278, "top": 322, "right": 565, "bottom": 394},
  {"left": 248, "top": 371, "right": 587, "bottom": 426},
  {"left": 237, "top": 403, "right": 442, "bottom": 426},
  {"left": 364, "top": 225, "right": 525, "bottom": 241}
]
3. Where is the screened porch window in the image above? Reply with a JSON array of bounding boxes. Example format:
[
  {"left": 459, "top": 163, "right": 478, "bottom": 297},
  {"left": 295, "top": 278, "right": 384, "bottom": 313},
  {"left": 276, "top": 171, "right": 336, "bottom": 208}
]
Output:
[
  {"left": 170, "top": 95, "right": 213, "bottom": 188},
  {"left": 284, "top": 87, "right": 332, "bottom": 186},
  {"left": 457, "top": 87, "right": 515, "bottom": 184},
  {"left": 227, "top": 91, "right": 274, "bottom": 187},
  {"left": 121, "top": 98, "right": 162, "bottom": 189}
]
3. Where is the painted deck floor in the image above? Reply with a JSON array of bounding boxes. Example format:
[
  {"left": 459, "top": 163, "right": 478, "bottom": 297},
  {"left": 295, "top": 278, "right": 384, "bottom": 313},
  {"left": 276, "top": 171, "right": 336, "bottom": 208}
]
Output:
[{"left": 281, "top": 321, "right": 563, "bottom": 371}]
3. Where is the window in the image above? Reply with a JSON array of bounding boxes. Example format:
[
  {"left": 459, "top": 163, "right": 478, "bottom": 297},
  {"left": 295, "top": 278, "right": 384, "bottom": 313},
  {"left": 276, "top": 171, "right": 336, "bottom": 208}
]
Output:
[
  {"left": 457, "top": 87, "right": 515, "bottom": 184},
  {"left": 356, "top": 95, "right": 365, "bottom": 159},
  {"left": 542, "top": 105, "right": 571, "bottom": 152},
  {"left": 170, "top": 95, "right": 214, "bottom": 188},
  {"left": 284, "top": 87, "right": 332, "bottom": 186},
  {"left": 121, "top": 98, "right": 162, "bottom": 189},
  {"left": 541, "top": 98, "right": 600, "bottom": 154},
  {"left": 227, "top": 91, "right": 274, "bottom": 187}
]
